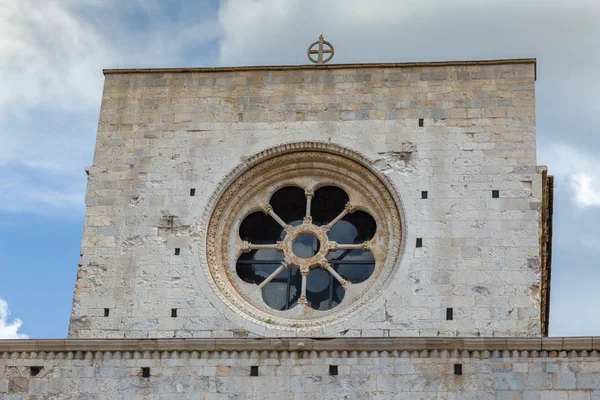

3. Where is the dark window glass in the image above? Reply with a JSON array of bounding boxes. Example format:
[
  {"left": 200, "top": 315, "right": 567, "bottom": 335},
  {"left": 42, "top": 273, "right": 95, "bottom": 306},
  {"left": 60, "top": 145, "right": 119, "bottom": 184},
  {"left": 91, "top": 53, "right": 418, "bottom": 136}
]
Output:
[
  {"left": 312, "top": 186, "right": 349, "bottom": 225},
  {"left": 239, "top": 249, "right": 284, "bottom": 262},
  {"left": 327, "top": 211, "right": 376, "bottom": 244},
  {"left": 239, "top": 211, "right": 284, "bottom": 243},
  {"left": 261, "top": 266, "right": 301, "bottom": 310},
  {"left": 331, "top": 277, "right": 345, "bottom": 308},
  {"left": 270, "top": 186, "right": 306, "bottom": 226},
  {"left": 330, "top": 250, "right": 375, "bottom": 284},
  {"left": 236, "top": 250, "right": 284, "bottom": 284},
  {"left": 292, "top": 233, "right": 320, "bottom": 258},
  {"left": 306, "top": 269, "right": 344, "bottom": 310},
  {"left": 454, "top": 364, "right": 462, "bottom": 375}
]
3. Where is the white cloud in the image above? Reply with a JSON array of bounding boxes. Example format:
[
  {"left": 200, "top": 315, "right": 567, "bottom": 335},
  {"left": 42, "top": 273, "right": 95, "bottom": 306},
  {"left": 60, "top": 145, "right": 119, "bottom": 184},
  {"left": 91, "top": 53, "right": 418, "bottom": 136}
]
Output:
[
  {"left": 0, "top": 297, "right": 28, "bottom": 339},
  {"left": 573, "top": 175, "right": 600, "bottom": 207},
  {"left": 0, "top": 0, "right": 110, "bottom": 214},
  {"left": 0, "top": 0, "right": 111, "bottom": 117},
  {"left": 539, "top": 142, "right": 600, "bottom": 208},
  {"left": 0, "top": 0, "right": 220, "bottom": 216}
]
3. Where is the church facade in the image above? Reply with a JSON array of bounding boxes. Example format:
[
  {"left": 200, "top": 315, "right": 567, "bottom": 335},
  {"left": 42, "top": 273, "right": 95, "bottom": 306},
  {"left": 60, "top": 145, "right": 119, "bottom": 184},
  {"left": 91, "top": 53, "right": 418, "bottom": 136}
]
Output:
[
  {"left": 3, "top": 58, "right": 598, "bottom": 399},
  {"left": 70, "top": 58, "right": 548, "bottom": 340}
]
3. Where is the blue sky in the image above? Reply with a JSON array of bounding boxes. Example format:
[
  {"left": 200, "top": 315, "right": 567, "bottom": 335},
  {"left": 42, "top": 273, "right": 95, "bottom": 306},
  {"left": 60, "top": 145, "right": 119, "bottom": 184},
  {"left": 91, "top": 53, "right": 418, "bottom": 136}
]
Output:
[{"left": 0, "top": 0, "right": 599, "bottom": 338}]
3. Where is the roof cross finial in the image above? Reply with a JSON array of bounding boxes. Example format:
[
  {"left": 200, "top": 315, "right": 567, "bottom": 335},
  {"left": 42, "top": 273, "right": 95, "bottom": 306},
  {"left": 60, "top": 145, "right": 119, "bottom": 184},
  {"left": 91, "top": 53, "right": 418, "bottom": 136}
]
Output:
[{"left": 307, "top": 34, "right": 334, "bottom": 65}]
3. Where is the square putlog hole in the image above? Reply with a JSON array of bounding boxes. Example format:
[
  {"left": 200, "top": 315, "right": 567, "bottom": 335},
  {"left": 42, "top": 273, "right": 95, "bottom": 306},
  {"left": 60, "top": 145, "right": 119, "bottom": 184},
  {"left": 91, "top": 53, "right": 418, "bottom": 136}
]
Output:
[
  {"left": 329, "top": 365, "right": 338, "bottom": 376},
  {"left": 492, "top": 190, "right": 500, "bottom": 198},
  {"left": 30, "top": 366, "right": 42, "bottom": 376},
  {"left": 103, "top": 308, "right": 110, "bottom": 317},
  {"left": 174, "top": 248, "right": 180, "bottom": 255},
  {"left": 416, "top": 238, "right": 423, "bottom": 248},
  {"left": 454, "top": 364, "right": 462, "bottom": 375},
  {"left": 418, "top": 118, "right": 424, "bottom": 127},
  {"left": 421, "top": 191, "right": 428, "bottom": 199},
  {"left": 141, "top": 367, "right": 150, "bottom": 378},
  {"left": 190, "top": 188, "right": 196, "bottom": 196},
  {"left": 250, "top": 366, "right": 259, "bottom": 376}
]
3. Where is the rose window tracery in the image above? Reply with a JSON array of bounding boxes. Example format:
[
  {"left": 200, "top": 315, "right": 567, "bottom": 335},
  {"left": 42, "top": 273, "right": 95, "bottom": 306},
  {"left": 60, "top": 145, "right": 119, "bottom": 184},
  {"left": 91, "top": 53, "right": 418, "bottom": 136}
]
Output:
[
  {"left": 236, "top": 186, "right": 377, "bottom": 311},
  {"left": 203, "top": 146, "right": 403, "bottom": 331}
]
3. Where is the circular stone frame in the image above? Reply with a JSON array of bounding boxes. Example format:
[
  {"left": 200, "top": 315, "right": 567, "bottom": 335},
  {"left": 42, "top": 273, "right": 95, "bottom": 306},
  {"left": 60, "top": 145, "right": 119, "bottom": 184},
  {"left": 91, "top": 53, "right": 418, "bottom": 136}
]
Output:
[
  {"left": 200, "top": 142, "right": 405, "bottom": 333},
  {"left": 283, "top": 224, "right": 329, "bottom": 269}
]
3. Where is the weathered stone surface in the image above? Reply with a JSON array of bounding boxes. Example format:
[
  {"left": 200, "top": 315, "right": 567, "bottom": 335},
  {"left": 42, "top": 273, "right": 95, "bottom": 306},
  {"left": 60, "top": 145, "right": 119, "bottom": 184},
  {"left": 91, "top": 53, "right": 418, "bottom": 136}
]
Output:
[
  {"left": 70, "top": 60, "right": 542, "bottom": 339},
  {"left": 2, "top": 337, "right": 595, "bottom": 354},
  {"left": 1, "top": 341, "right": 600, "bottom": 399}
]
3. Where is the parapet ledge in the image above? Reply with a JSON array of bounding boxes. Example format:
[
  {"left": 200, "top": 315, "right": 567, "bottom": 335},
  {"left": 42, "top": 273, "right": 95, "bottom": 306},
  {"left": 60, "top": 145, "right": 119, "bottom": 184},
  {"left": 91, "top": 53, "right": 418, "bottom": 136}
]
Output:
[
  {"left": 103, "top": 58, "right": 537, "bottom": 76},
  {"left": 1, "top": 337, "right": 597, "bottom": 354}
]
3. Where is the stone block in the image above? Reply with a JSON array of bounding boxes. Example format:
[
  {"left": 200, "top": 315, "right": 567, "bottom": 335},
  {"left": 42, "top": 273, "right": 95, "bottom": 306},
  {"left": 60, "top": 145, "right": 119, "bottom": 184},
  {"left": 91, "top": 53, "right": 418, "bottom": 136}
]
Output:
[
  {"left": 577, "top": 374, "right": 600, "bottom": 389},
  {"left": 495, "top": 373, "right": 526, "bottom": 391},
  {"left": 7, "top": 378, "right": 28, "bottom": 394},
  {"left": 526, "top": 373, "right": 553, "bottom": 390},
  {"left": 555, "top": 373, "right": 576, "bottom": 390},
  {"left": 539, "top": 392, "right": 569, "bottom": 400}
]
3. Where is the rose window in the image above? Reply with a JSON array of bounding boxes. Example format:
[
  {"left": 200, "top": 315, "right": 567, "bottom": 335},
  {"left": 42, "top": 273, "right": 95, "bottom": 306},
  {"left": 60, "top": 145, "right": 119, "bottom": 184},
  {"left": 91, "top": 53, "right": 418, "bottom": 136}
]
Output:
[
  {"left": 236, "top": 186, "right": 377, "bottom": 311},
  {"left": 203, "top": 147, "right": 403, "bottom": 331}
]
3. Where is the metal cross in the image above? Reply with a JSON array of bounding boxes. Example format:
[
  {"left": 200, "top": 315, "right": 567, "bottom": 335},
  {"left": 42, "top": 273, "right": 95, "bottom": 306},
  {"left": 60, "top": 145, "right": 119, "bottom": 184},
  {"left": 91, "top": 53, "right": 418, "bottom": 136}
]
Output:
[{"left": 307, "top": 35, "right": 334, "bottom": 65}]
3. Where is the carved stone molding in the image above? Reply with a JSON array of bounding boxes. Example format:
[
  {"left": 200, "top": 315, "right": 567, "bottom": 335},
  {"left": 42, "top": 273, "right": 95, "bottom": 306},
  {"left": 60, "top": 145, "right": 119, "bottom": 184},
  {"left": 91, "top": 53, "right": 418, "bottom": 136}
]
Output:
[
  {"left": 199, "top": 142, "right": 405, "bottom": 332},
  {"left": 1, "top": 337, "right": 599, "bottom": 359}
]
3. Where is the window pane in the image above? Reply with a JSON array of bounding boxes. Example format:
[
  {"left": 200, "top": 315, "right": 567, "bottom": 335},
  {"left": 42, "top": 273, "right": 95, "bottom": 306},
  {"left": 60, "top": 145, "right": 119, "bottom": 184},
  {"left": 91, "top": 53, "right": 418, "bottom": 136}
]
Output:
[
  {"left": 270, "top": 186, "right": 306, "bottom": 226},
  {"left": 236, "top": 262, "right": 281, "bottom": 285},
  {"left": 334, "top": 262, "right": 375, "bottom": 284},
  {"left": 236, "top": 250, "right": 284, "bottom": 284},
  {"left": 329, "top": 250, "right": 375, "bottom": 284},
  {"left": 328, "top": 248, "right": 374, "bottom": 262},
  {"left": 239, "top": 212, "right": 284, "bottom": 243},
  {"left": 239, "top": 249, "right": 283, "bottom": 262},
  {"left": 327, "top": 211, "right": 376, "bottom": 243},
  {"left": 291, "top": 233, "right": 320, "bottom": 259},
  {"left": 304, "top": 269, "right": 343, "bottom": 311},
  {"left": 311, "top": 186, "right": 349, "bottom": 226},
  {"left": 261, "top": 266, "right": 301, "bottom": 310},
  {"left": 331, "top": 278, "right": 345, "bottom": 308}
]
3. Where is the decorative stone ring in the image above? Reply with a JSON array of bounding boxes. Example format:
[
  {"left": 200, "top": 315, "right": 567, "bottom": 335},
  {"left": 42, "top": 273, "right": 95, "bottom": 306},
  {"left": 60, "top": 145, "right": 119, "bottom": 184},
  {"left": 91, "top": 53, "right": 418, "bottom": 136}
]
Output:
[{"left": 307, "top": 35, "right": 335, "bottom": 65}]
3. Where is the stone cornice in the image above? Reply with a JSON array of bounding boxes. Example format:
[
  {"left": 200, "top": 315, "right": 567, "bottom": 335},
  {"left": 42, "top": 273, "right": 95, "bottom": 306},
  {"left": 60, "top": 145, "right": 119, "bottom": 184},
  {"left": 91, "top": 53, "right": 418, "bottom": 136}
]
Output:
[
  {"left": 0, "top": 337, "right": 596, "bottom": 355},
  {"left": 103, "top": 58, "right": 537, "bottom": 78}
]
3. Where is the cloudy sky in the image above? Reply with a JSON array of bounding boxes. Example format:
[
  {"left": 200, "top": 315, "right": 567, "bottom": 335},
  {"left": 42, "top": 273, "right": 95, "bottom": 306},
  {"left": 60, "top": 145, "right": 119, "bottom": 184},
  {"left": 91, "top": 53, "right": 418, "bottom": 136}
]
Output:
[{"left": 0, "top": 0, "right": 598, "bottom": 339}]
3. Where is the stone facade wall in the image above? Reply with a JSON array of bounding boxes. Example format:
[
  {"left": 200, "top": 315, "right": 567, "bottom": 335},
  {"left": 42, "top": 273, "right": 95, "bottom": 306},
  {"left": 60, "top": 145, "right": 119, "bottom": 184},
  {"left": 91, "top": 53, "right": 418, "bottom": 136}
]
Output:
[
  {"left": 71, "top": 60, "right": 541, "bottom": 338},
  {"left": 2, "top": 338, "right": 600, "bottom": 399}
]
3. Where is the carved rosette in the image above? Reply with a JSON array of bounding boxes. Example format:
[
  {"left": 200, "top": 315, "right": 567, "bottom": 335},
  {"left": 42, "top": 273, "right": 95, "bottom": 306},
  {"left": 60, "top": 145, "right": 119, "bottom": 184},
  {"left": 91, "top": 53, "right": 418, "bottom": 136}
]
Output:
[{"left": 203, "top": 143, "right": 403, "bottom": 331}]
